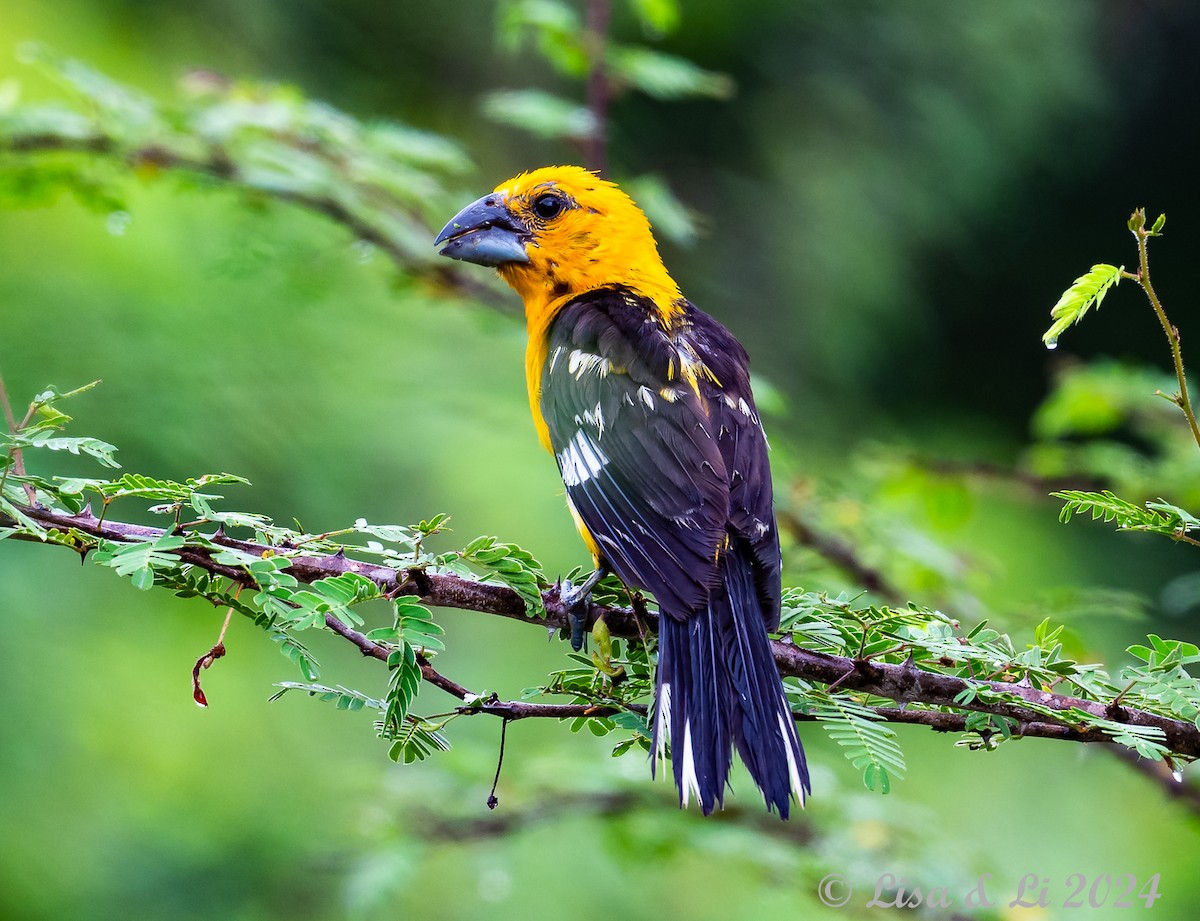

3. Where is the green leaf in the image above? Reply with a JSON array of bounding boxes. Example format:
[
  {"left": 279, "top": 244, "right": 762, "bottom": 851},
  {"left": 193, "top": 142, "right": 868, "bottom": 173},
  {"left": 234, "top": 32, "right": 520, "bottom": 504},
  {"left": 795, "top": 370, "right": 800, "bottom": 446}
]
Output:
[
  {"left": 623, "top": 174, "right": 699, "bottom": 247},
  {"left": 130, "top": 566, "right": 156, "bottom": 591},
  {"left": 290, "top": 571, "right": 380, "bottom": 628},
  {"left": 247, "top": 555, "right": 297, "bottom": 591},
  {"left": 807, "top": 692, "right": 906, "bottom": 793},
  {"left": 270, "top": 681, "right": 384, "bottom": 710},
  {"left": 387, "top": 597, "right": 446, "bottom": 665},
  {"left": 12, "top": 429, "right": 120, "bottom": 467},
  {"left": 457, "top": 536, "right": 546, "bottom": 615},
  {"left": 0, "top": 495, "right": 46, "bottom": 536},
  {"left": 607, "top": 46, "right": 734, "bottom": 101},
  {"left": 609, "top": 711, "right": 649, "bottom": 733},
  {"left": 269, "top": 630, "right": 321, "bottom": 680},
  {"left": 1074, "top": 710, "right": 1170, "bottom": 760},
  {"left": 386, "top": 717, "right": 451, "bottom": 764},
  {"left": 625, "top": 0, "right": 681, "bottom": 36},
  {"left": 353, "top": 517, "right": 418, "bottom": 548},
  {"left": 91, "top": 533, "right": 186, "bottom": 588},
  {"left": 1146, "top": 500, "right": 1200, "bottom": 533},
  {"left": 1126, "top": 634, "right": 1200, "bottom": 668},
  {"left": 1053, "top": 489, "right": 1200, "bottom": 542},
  {"left": 480, "top": 90, "right": 597, "bottom": 141},
  {"left": 497, "top": 0, "right": 587, "bottom": 75},
  {"left": 1043, "top": 263, "right": 1123, "bottom": 349},
  {"left": 413, "top": 513, "right": 451, "bottom": 537}
]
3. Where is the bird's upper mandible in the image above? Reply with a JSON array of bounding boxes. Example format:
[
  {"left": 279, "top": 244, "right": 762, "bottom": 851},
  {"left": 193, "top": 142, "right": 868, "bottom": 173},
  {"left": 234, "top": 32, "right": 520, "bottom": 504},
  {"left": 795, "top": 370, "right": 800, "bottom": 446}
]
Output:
[{"left": 435, "top": 166, "right": 683, "bottom": 323}]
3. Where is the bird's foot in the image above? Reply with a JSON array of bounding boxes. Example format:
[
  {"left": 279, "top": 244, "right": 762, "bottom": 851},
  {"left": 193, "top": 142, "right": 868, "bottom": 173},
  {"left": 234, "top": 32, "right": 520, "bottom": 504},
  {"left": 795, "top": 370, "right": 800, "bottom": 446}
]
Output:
[{"left": 559, "top": 565, "right": 608, "bottom": 651}]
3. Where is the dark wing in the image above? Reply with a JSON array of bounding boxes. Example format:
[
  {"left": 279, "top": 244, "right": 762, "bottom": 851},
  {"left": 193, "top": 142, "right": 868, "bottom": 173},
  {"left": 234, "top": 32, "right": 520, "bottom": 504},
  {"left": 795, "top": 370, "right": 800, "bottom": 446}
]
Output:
[
  {"left": 540, "top": 289, "right": 730, "bottom": 616},
  {"left": 686, "top": 306, "right": 783, "bottom": 630}
]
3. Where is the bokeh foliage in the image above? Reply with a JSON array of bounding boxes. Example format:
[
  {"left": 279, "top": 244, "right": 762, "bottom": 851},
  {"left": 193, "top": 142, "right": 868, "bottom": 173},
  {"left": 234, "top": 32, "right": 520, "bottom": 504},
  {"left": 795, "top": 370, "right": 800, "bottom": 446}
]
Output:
[{"left": 4, "top": 2, "right": 1200, "bottom": 920}]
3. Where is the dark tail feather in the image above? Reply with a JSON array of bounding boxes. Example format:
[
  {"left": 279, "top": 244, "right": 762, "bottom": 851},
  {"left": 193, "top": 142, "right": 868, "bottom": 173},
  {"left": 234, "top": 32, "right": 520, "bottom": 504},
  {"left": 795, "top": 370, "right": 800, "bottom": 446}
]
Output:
[
  {"left": 651, "top": 543, "right": 810, "bottom": 818},
  {"left": 652, "top": 607, "right": 732, "bottom": 814}
]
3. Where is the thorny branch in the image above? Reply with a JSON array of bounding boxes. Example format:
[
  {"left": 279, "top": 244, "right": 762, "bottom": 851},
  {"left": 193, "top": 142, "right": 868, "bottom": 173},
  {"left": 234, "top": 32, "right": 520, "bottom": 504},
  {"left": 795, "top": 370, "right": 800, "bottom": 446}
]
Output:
[{"left": 5, "top": 500, "right": 1200, "bottom": 765}]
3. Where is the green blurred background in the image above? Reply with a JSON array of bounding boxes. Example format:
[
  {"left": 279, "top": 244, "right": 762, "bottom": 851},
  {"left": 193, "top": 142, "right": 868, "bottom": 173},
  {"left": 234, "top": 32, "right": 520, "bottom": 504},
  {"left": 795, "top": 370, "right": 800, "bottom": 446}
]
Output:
[{"left": 3, "top": 1, "right": 1200, "bottom": 918}]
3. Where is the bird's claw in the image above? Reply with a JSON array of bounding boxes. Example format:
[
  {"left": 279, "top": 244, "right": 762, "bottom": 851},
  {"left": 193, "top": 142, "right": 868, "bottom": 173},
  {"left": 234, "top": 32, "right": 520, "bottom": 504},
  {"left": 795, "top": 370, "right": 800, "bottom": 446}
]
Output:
[
  {"left": 558, "top": 566, "right": 608, "bottom": 652},
  {"left": 560, "top": 578, "right": 589, "bottom": 651}
]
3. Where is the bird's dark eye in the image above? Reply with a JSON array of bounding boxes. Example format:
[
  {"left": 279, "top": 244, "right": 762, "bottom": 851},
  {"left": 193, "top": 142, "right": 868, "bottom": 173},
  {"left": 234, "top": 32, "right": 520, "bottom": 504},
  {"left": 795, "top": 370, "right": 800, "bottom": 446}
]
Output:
[{"left": 532, "top": 193, "right": 565, "bottom": 220}]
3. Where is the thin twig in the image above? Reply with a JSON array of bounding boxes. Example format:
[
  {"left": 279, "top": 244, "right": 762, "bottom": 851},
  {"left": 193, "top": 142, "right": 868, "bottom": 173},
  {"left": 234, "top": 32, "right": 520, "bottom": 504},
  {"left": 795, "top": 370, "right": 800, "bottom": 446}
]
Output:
[
  {"left": 407, "top": 787, "right": 814, "bottom": 845},
  {"left": 919, "top": 457, "right": 1105, "bottom": 495},
  {"left": 487, "top": 719, "right": 509, "bottom": 809},
  {"left": 776, "top": 509, "right": 904, "bottom": 605},
  {"left": 0, "top": 372, "right": 17, "bottom": 432},
  {"left": 0, "top": 371, "right": 40, "bottom": 505},
  {"left": 1129, "top": 211, "right": 1200, "bottom": 450}
]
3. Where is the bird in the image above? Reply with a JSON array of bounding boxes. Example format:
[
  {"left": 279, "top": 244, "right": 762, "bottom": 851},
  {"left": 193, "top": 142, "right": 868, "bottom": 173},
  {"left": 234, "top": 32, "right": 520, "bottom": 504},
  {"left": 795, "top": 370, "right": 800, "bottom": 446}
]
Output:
[{"left": 434, "top": 166, "right": 809, "bottom": 817}]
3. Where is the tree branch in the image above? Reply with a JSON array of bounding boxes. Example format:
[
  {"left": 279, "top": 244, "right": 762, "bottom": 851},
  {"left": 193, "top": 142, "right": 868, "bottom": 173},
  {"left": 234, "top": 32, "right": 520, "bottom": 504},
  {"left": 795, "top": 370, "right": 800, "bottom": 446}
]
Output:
[
  {"left": 324, "top": 605, "right": 642, "bottom": 721},
  {"left": 406, "top": 787, "right": 814, "bottom": 845},
  {"left": 6, "top": 500, "right": 1199, "bottom": 759},
  {"left": 1, "top": 131, "right": 509, "bottom": 311}
]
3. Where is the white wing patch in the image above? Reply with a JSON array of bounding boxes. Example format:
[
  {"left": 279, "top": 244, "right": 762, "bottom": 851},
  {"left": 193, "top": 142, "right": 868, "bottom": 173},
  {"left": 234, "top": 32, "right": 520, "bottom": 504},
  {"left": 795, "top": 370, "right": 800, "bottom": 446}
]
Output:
[
  {"left": 558, "top": 429, "right": 609, "bottom": 486},
  {"left": 574, "top": 401, "right": 605, "bottom": 438},
  {"left": 567, "top": 349, "right": 611, "bottom": 379}
]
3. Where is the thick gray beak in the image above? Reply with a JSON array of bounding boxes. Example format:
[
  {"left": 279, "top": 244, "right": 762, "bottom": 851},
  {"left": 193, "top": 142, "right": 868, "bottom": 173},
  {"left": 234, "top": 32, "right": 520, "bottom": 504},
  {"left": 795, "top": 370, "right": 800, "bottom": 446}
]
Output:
[{"left": 434, "top": 194, "right": 531, "bottom": 267}]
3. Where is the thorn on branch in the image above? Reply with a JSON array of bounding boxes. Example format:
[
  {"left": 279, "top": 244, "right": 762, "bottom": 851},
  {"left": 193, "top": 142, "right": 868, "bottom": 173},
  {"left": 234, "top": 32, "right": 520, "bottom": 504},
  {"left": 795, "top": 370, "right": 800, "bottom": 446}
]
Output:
[{"left": 1106, "top": 679, "right": 1137, "bottom": 718}]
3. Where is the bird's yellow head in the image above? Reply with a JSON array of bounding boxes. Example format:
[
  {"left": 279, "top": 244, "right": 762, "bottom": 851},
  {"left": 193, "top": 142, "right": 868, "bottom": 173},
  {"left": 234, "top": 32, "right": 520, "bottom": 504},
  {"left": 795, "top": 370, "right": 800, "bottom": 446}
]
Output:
[{"left": 435, "top": 166, "right": 683, "bottom": 328}]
